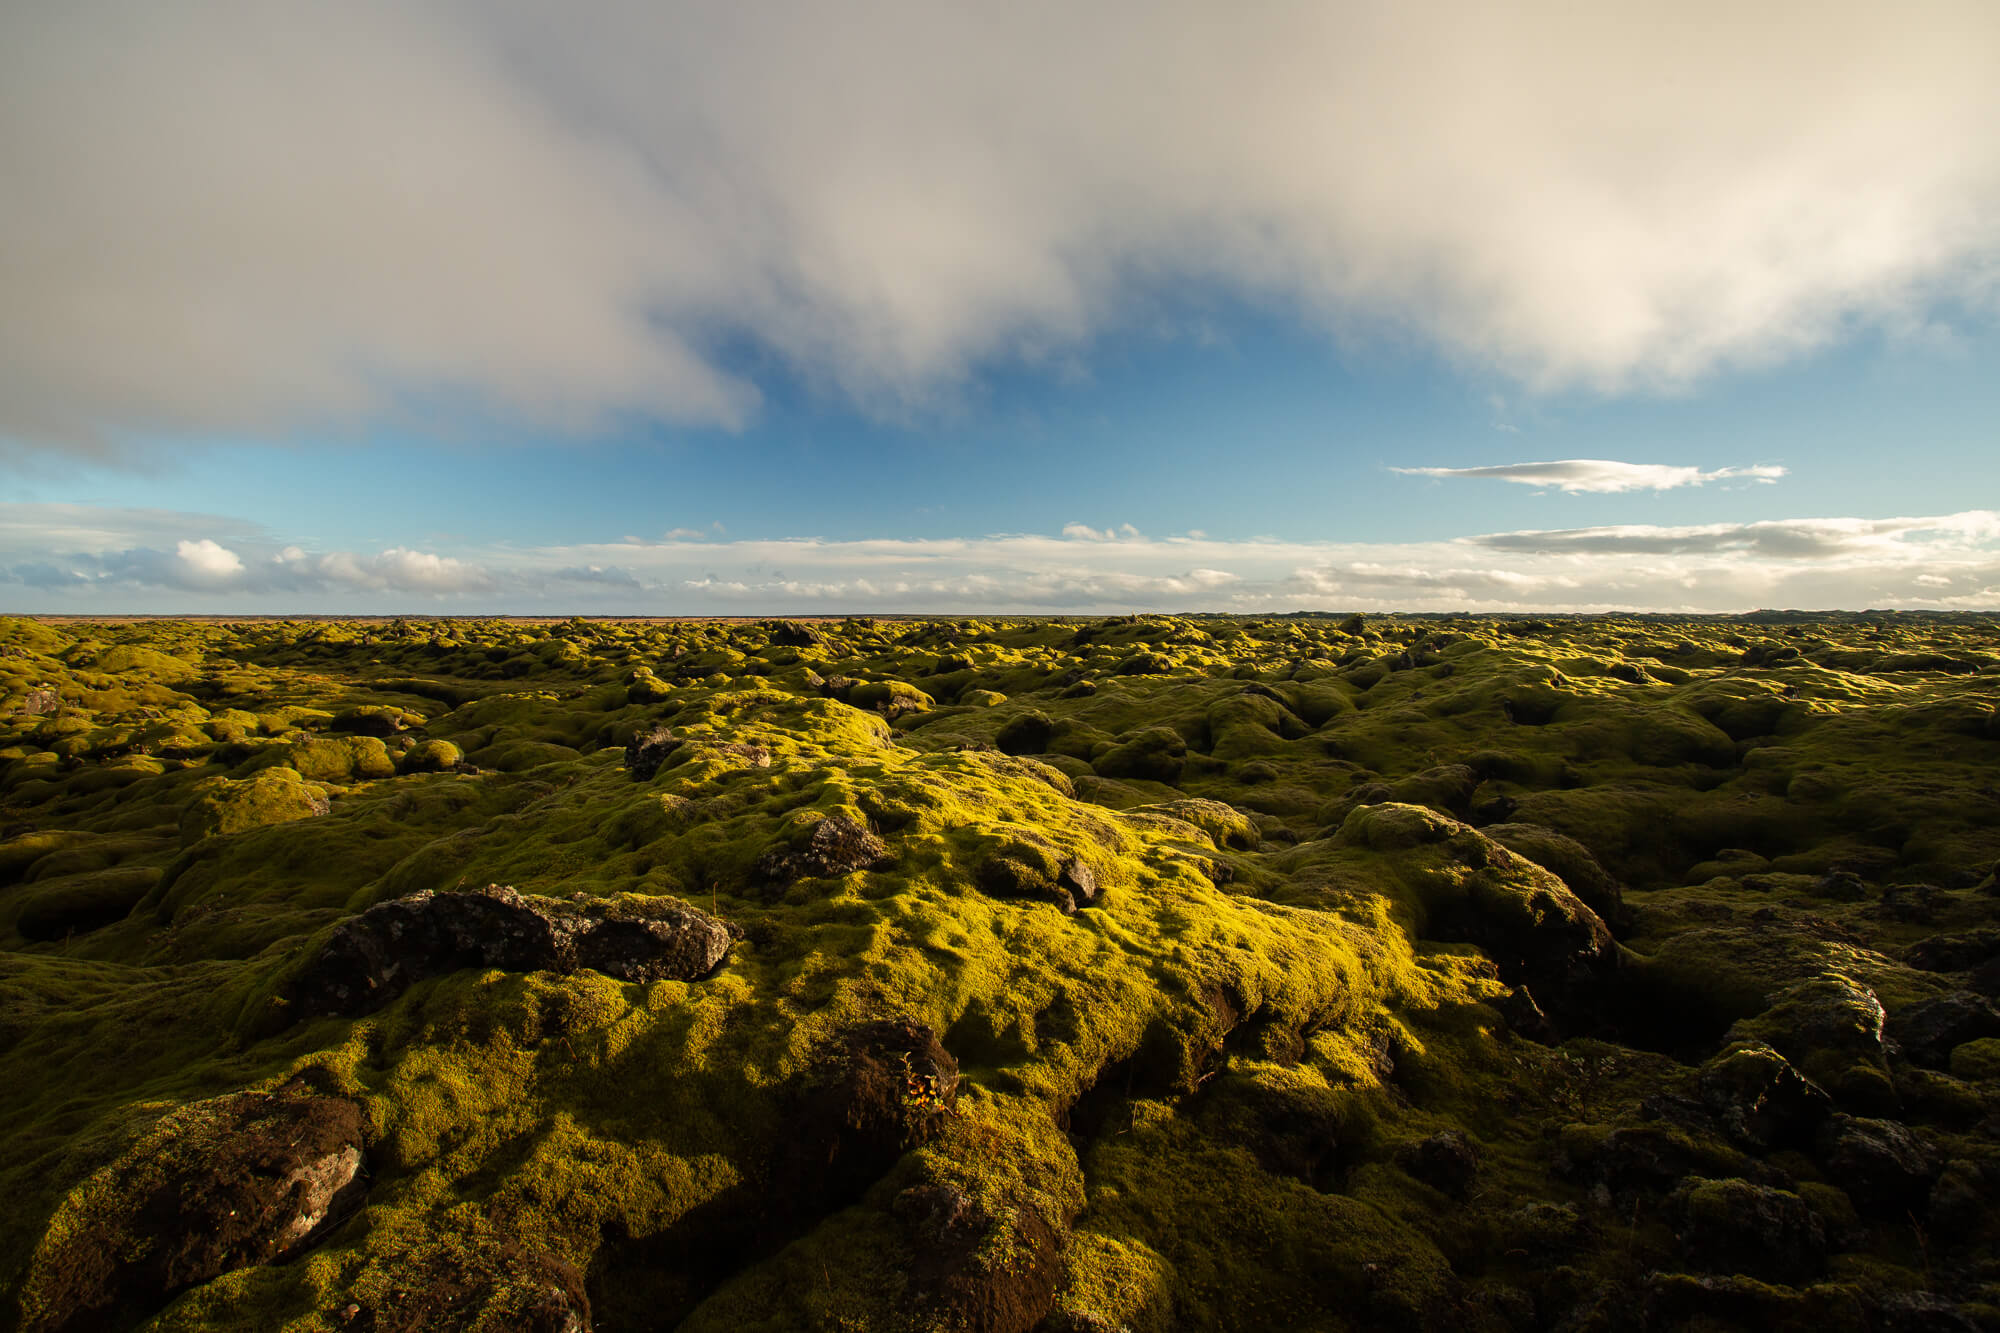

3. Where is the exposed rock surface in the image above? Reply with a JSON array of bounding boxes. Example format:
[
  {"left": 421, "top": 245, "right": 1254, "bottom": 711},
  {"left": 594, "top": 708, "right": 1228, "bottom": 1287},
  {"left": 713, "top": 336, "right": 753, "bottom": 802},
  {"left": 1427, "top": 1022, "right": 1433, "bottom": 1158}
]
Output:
[
  {"left": 753, "top": 813, "right": 888, "bottom": 885},
  {"left": 1816, "top": 1114, "right": 1941, "bottom": 1214},
  {"left": 19, "top": 1075, "right": 365, "bottom": 1333},
  {"left": 1698, "top": 1043, "right": 1832, "bottom": 1150},
  {"left": 1887, "top": 991, "right": 2000, "bottom": 1068},
  {"left": 1668, "top": 1177, "right": 1826, "bottom": 1285},
  {"left": 1395, "top": 1128, "right": 1480, "bottom": 1198},
  {"left": 288, "top": 884, "right": 734, "bottom": 1020},
  {"left": 623, "top": 724, "right": 681, "bottom": 779}
]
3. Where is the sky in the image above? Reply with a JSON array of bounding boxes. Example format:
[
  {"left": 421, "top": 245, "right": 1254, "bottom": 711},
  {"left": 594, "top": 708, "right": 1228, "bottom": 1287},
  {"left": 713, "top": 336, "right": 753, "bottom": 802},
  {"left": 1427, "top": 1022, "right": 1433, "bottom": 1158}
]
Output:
[{"left": 3, "top": 0, "right": 1998, "bottom": 615}]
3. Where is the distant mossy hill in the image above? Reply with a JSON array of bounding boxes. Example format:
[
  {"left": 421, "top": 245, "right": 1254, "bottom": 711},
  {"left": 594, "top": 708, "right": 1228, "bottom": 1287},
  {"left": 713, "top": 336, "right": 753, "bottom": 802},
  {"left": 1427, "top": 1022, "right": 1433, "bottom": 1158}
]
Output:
[{"left": 1, "top": 613, "right": 1999, "bottom": 1330}]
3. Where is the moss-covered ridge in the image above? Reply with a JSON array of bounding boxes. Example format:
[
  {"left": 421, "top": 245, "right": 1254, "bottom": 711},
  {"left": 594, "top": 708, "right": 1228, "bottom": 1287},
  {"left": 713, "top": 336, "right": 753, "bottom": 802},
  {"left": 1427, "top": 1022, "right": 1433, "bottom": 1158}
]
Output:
[{"left": 0, "top": 612, "right": 1998, "bottom": 1330}]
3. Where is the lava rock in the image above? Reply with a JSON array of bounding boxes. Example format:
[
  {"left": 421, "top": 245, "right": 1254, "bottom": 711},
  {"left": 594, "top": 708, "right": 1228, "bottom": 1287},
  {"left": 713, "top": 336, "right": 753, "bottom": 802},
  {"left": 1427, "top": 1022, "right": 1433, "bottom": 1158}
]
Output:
[
  {"left": 754, "top": 814, "right": 888, "bottom": 885},
  {"left": 1668, "top": 1177, "right": 1825, "bottom": 1285},
  {"left": 1811, "top": 869, "right": 1871, "bottom": 901},
  {"left": 894, "top": 1176, "right": 1066, "bottom": 1333},
  {"left": 766, "top": 620, "right": 825, "bottom": 648},
  {"left": 1905, "top": 928, "right": 2000, "bottom": 973},
  {"left": 1728, "top": 971, "right": 1892, "bottom": 1110},
  {"left": 1498, "top": 985, "right": 1559, "bottom": 1045},
  {"left": 1395, "top": 1129, "right": 1480, "bottom": 1199},
  {"left": 1879, "top": 883, "right": 1940, "bottom": 924},
  {"left": 21, "top": 1075, "right": 366, "bottom": 1333},
  {"left": 1887, "top": 992, "right": 2000, "bottom": 1068},
  {"left": 1698, "top": 1043, "right": 1833, "bottom": 1150},
  {"left": 624, "top": 725, "right": 682, "bottom": 780},
  {"left": 288, "top": 885, "right": 733, "bottom": 1021},
  {"left": 1815, "top": 1114, "right": 1941, "bottom": 1214},
  {"left": 977, "top": 856, "right": 1079, "bottom": 913},
  {"left": 773, "top": 1020, "right": 960, "bottom": 1224}
]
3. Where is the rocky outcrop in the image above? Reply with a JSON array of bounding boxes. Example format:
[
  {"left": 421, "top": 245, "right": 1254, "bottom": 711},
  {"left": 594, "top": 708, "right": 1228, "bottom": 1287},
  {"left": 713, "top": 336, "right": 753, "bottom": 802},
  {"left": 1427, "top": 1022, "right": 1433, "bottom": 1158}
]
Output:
[
  {"left": 1816, "top": 1114, "right": 1941, "bottom": 1215},
  {"left": 753, "top": 814, "right": 888, "bottom": 885},
  {"left": 624, "top": 725, "right": 682, "bottom": 779},
  {"left": 1886, "top": 991, "right": 2000, "bottom": 1068},
  {"left": 288, "top": 885, "right": 734, "bottom": 1021},
  {"left": 773, "top": 1021, "right": 961, "bottom": 1224},
  {"left": 1698, "top": 1043, "right": 1832, "bottom": 1150},
  {"left": 1668, "top": 1177, "right": 1826, "bottom": 1285},
  {"left": 20, "top": 1075, "right": 366, "bottom": 1333}
]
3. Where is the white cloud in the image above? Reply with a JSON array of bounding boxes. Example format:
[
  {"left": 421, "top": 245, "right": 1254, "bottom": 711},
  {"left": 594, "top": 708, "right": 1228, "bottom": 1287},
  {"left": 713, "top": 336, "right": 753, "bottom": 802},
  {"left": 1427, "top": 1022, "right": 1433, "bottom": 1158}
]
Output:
[
  {"left": 4, "top": 504, "right": 1996, "bottom": 613},
  {"left": 1393, "top": 459, "right": 1788, "bottom": 493},
  {"left": 173, "top": 539, "right": 244, "bottom": 580},
  {"left": 4, "top": 1, "right": 1998, "bottom": 453}
]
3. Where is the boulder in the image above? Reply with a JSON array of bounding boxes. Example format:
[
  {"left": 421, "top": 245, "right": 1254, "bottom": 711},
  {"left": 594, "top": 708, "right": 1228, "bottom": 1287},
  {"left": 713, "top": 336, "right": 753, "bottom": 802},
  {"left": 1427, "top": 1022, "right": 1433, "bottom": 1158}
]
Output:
[
  {"left": 1668, "top": 1177, "right": 1825, "bottom": 1285},
  {"left": 288, "top": 885, "right": 733, "bottom": 1021},
  {"left": 20, "top": 1076, "right": 365, "bottom": 1333},
  {"left": 754, "top": 814, "right": 888, "bottom": 885},
  {"left": 1815, "top": 1114, "right": 1941, "bottom": 1214},
  {"left": 976, "top": 855, "right": 1098, "bottom": 913},
  {"left": 624, "top": 725, "right": 682, "bottom": 780},
  {"left": 772, "top": 1021, "right": 961, "bottom": 1223},
  {"left": 1395, "top": 1129, "right": 1480, "bottom": 1199},
  {"left": 1887, "top": 992, "right": 2000, "bottom": 1068},
  {"left": 1698, "top": 1044, "right": 1832, "bottom": 1150},
  {"left": 1904, "top": 928, "right": 2000, "bottom": 973},
  {"left": 1727, "top": 972, "right": 1893, "bottom": 1110},
  {"left": 893, "top": 1178, "right": 1066, "bottom": 1333}
]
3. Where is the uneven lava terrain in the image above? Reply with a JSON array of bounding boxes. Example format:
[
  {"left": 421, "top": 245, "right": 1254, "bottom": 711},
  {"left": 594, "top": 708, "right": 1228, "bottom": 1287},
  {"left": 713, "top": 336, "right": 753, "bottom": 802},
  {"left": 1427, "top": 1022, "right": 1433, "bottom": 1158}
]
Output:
[{"left": 3, "top": 612, "right": 2000, "bottom": 1332}]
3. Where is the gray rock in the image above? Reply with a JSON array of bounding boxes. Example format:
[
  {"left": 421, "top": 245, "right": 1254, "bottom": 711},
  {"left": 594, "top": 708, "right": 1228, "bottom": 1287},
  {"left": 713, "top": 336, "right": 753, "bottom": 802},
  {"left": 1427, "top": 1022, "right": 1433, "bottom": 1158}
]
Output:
[{"left": 289, "top": 885, "right": 733, "bottom": 1021}]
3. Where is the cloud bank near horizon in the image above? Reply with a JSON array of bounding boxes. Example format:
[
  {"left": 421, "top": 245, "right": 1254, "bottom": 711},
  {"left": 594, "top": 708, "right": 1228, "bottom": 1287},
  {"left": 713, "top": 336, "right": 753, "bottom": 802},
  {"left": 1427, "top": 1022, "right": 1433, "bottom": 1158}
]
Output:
[
  {"left": 1393, "top": 459, "right": 1788, "bottom": 493},
  {"left": 5, "top": 1, "right": 1998, "bottom": 456},
  {"left": 5, "top": 504, "right": 1996, "bottom": 616}
]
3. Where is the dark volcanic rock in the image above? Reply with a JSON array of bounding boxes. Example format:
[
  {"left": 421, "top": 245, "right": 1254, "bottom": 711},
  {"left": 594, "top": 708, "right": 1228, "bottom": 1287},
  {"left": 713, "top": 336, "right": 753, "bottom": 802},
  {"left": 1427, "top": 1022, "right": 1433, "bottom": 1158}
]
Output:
[
  {"left": 1395, "top": 1129, "right": 1480, "bottom": 1199},
  {"left": 1497, "top": 985, "right": 1559, "bottom": 1045},
  {"left": 1668, "top": 1177, "right": 1825, "bottom": 1285},
  {"left": 774, "top": 1021, "right": 960, "bottom": 1223},
  {"left": 1815, "top": 1114, "right": 1941, "bottom": 1214},
  {"left": 1811, "top": 869, "right": 1871, "bottom": 901},
  {"left": 1888, "top": 992, "right": 2000, "bottom": 1068},
  {"left": 766, "top": 620, "right": 825, "bottom": 648},
  {"left": 288, "top": 885, "right": 733, "bottom": 1021},
  {"left": 1057, "top": 857, "right": 1099, "bottom": 908},
  {"left": 1698, "top": 1043, "right": 1833, "bottom": 1150},
  {"left": 1905, "top": 928, "right": 2000, "bottom": 973},
  {"left": 624, "top": 725, "right": 682, "bottom": 779},
  {"left": 22, "top": 1075, "right": 366, "bottom": 1333},
  {"left": 894, "top": 1178, "right": 1066, "bottom": 1333},
  {"left": 754, "top": 814, "right": 888, "bottom": 885}
]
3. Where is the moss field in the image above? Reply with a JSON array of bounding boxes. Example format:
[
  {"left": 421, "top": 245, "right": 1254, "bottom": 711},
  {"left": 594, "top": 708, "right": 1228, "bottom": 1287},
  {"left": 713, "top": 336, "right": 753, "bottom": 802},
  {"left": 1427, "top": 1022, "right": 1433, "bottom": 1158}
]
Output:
[{"left": 2, "top": 612, "right": 1999, "bottom": 1331}]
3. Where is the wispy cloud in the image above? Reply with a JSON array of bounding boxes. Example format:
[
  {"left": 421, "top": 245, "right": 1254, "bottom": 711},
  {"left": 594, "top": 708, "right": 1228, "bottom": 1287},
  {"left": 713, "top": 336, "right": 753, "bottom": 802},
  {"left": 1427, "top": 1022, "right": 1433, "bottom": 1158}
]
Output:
[
  {"left": 4, "top": 2, "right": 1997, "bottom": 454},
  {"left": 1392, "top": 459, "right": 1787, "bottom": 493},
  {"left": 4, "top": 504, "right": 1995, "bottom": 614}
]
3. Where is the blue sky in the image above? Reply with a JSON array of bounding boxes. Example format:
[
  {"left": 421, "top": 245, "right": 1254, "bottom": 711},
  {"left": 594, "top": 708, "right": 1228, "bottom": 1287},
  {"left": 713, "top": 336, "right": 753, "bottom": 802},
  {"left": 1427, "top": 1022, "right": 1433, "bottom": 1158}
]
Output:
[{"left": 4, "top": 2, "right": 1998, "bottom": 614}]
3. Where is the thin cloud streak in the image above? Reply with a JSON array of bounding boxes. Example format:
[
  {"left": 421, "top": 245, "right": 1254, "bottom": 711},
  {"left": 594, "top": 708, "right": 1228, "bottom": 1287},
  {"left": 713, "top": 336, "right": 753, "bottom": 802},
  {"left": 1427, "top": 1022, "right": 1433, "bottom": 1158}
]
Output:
[
  {"left": 4, "top": 1, "right": 1998, "bottom": 453},
  {"left": 1393, "top": 459, "right": 1788, "bottom": 493}
]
